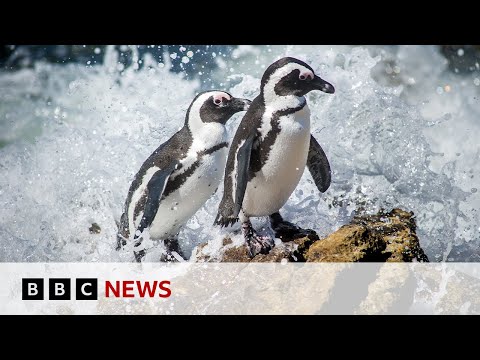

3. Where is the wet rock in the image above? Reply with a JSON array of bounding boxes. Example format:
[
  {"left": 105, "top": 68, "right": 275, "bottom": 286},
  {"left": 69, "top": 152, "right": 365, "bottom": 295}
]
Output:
[
  {"left": 307, "top": 208, "right": 428, "bottom": 262},
  {"left": 89, "top": 223, "right": 101, "bottom": 234},
  {"left": 194, "top": 208, "right": 428, "bottom": 263}
]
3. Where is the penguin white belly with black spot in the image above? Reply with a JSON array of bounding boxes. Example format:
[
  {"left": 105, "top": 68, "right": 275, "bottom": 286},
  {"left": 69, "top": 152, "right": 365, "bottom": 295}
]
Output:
[
  {"left": 148, "top": 148, "right": 227, "bottom": 239},
  {"left": 242, "top": 105, "right": 311, "bottom": 217}
]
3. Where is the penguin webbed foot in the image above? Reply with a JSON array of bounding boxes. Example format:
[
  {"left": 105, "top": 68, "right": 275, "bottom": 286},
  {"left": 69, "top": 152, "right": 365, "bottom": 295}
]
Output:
[
  {"left": 134, "top": 248, "right": 184, "bottom": 263},
  {"left": 242, "top": 221, "right": 275, "bottom": 258},
  {"left": 160, "top": 238, "right": 186, "bottom": 262},
  {"left": 269, "top": 212, "right": 317, "bottom": 241},
  {"left": 246, "top": 235, "right": 275, "bottom": 258},
  {"left": 133, "top": 237, "right": 185, "bottom": 263},
  {"left": 159, "top": 250, "right": 185, "bottom": 262}
]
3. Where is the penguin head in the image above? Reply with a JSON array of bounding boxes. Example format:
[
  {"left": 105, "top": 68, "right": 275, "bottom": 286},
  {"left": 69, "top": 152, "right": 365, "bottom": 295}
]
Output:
[
  {"left": 186, "top": 91, "right": 251, "bottom": 128},
  {"left": 261, "top": 57, "right": 335, "bottom": 100}
]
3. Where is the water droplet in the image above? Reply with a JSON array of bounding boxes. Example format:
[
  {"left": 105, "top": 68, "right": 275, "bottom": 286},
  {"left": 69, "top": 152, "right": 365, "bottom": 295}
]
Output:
[{"left": 471, "top": 188, "right": 478, "bottom": 193}]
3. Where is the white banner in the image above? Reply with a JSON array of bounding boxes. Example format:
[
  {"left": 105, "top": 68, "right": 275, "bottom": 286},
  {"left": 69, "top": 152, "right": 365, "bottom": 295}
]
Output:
[{"left": 1, "top": 263, "right": 479, "bottom": 315}]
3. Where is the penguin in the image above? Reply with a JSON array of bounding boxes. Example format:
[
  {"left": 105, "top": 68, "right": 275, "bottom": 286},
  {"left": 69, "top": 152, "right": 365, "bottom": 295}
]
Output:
[
  {"left": 214, "top": 57, "right": 334, "bottom": 258},
  {"left": 117, "top": 91, "right": 251, "bottom": 261}
]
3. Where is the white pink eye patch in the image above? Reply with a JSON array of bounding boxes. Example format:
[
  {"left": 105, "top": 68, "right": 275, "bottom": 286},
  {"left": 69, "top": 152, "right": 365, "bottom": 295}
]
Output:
[
  {"left": 299, "top": 70, "right": 314, "bottom": 80},
  {"left": 213, "top": 93, "right": 231, "bottom": 105}
]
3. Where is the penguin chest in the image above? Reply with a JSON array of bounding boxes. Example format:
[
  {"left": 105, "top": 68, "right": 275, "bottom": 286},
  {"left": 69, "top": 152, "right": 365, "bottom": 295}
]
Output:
[
  {"left": 243, "top": 107, "right": 311, "bottom": 216},
  {"left": 148, "top": 148, "right": 227, "bottom": 239}
]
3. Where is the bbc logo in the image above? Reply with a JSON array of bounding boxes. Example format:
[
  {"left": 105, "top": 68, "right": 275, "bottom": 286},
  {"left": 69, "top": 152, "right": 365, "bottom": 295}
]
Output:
[{"left": 22, "top": 278, "right": 98, "bottom": 300}]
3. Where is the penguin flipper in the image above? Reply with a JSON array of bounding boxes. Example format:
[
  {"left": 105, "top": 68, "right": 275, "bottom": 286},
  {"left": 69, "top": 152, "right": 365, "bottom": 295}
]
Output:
[
  {"left": 214, "top": 132, "right": 255, "bottom": 227},
  {"left": 134, "top": 162, "right": 179, "bottom": 240},
  {"left": 307, "top": 134, "right": 331, "bottom": 193}
]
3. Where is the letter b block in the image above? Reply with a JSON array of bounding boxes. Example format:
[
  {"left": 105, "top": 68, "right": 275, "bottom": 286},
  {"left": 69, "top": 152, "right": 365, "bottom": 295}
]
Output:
[
  {"left": 22, "top": 278, "right": 44, "bottom": 300},
  {"left": 49, "top": 278, "right": 71, "bottom": 300}
]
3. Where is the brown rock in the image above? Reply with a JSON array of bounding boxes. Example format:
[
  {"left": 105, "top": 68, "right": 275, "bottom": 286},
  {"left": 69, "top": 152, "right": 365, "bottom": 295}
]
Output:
[
  {"left": 193, "top": 208, "right": 428, "bottom": 263},
  {"left": 306, "top": 208, "right": 428, "bottom": 262}
]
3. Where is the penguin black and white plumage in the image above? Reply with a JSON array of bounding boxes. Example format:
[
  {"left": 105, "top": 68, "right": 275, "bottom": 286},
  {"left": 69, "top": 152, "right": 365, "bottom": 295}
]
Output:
[
  {"left": 117, "top": 91, "right": 251, "bottom": 261},
  {"left": 214, "top": 57, "right": 334, "bottom": 258}
]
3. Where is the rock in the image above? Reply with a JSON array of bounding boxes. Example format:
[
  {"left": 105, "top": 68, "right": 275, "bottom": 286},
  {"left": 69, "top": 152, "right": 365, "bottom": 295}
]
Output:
[
  {"left": 221, "top": 234, "right": 318, "bottom": 262},
  {"left": 194, "top": 208, "right": 428, "bottom": 262},
  {"left": 413, "top": 265, "right": 480, "bottom": 314},
  {"left": 306, "top": 208, "right": 428, "bottom": 262},
  {"left": 89, "top": 223, "right": 101, "bottom": 234}
]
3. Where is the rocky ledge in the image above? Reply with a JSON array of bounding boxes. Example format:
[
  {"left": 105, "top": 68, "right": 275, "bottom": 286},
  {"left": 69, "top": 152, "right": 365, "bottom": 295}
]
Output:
[{"left": 194, "top": 208, "right": 429, "bottom": 262}]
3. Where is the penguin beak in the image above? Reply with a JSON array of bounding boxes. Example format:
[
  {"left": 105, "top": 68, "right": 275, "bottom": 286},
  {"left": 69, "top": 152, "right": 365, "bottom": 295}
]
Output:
[
  {"left": 311, "top": 75, "right": 335, "bottom": 94},
  {"left": 230, "top": 98, "right": 252, "bottom": 112}
]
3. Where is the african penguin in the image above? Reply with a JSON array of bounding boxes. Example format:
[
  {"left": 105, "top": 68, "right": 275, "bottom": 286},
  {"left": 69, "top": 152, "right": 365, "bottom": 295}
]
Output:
[
  {"left": 214, "top": 57, "right": 334, "bottom": 258},
  {"left": 117, "top": 91, "right": 251, "bottom": 261}
]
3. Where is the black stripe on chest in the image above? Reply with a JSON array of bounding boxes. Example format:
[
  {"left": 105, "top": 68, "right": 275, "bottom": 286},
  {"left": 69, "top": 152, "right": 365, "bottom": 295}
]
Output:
[
  {"left": 162, "top": 141, "right": 228, "bottom": 198},
  {"left": 249, "top": 102, "right": 306, "bottom": 176}
]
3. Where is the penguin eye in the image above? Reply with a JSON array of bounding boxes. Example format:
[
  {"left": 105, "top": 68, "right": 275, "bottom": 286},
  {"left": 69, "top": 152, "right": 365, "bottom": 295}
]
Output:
[
  {"left": 213, "top": 93, "right": 230, "bottom": 106},
  {"left": 299, "top": 72, "right": 313, "bottom": 81}
]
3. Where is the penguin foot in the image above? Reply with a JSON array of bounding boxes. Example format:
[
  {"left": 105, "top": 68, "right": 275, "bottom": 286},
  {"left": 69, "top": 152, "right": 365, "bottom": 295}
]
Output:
[
  {"left": 160, "top": 250, "right": 185, "bottom": 262},
  {"left": 134, "top": 249, "right": 185, "bottom": 262},
  {"left": 269, "top": 212, "right": 317, "bottom": 241},
  {"left": 133, "top": 237, "right": 185, "bottom": 262},
  {"left": 242, "top": 221, "right": 275, "bottom": 258},
  {"left": 134, "top": 249, "right": 146, "bottom": 262},
  {"left": 160, "top": 238, "right": 185, "bottom": 262}
]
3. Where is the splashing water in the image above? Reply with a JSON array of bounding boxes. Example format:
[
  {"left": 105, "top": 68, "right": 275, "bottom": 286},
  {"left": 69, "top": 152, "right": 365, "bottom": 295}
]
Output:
[{"left": 0, "top": 45, "right": 478, "bottom": 262}]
